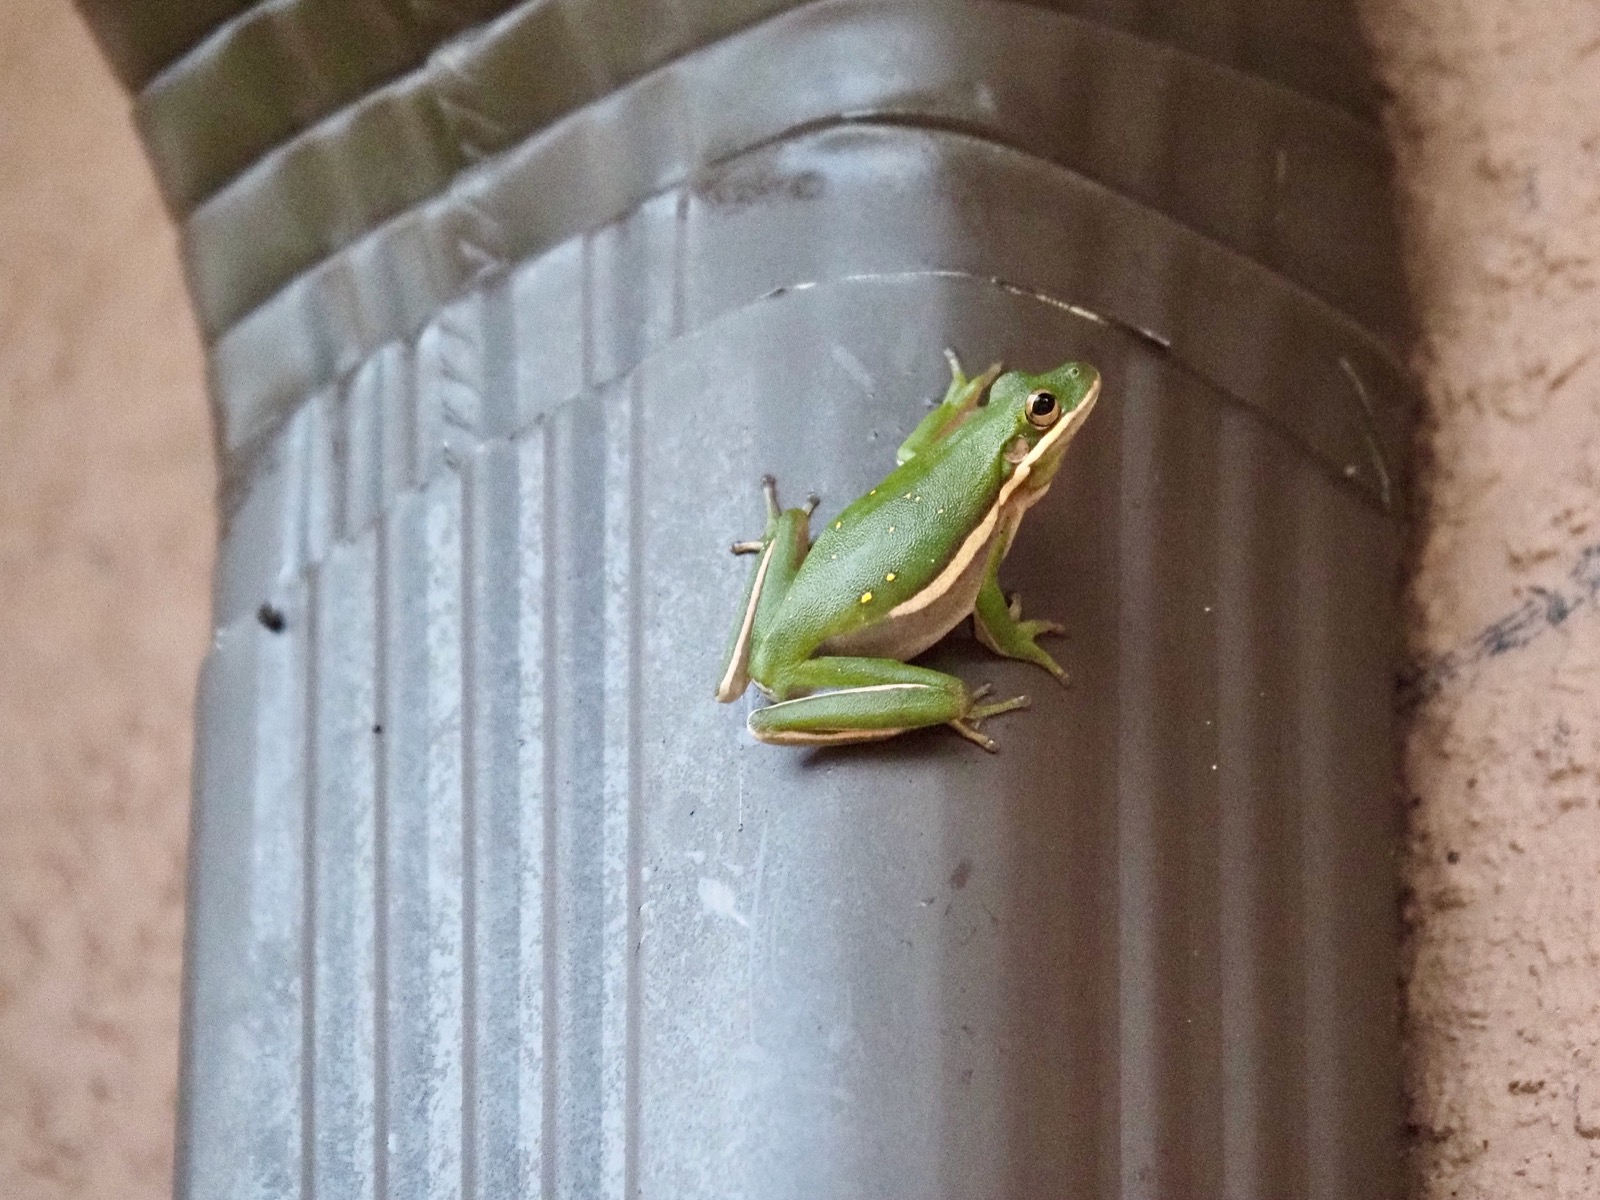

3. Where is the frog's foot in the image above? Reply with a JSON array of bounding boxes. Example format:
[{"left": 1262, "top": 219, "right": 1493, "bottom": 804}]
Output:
[
  {"left": 900, "top": 352, "right": 1005, "bottom": 463},
  {"left": 732, "top": 476, "right": 818, "bottom": 554},
  {"left": 941, "top": 348, "right": 1003, "bottom": 396},
  {"left": 974, "top": 584, "right": 1069, "bottom": 685},
  {"left": 948, "top": 687, "right": 1031, "bottom": 752}
]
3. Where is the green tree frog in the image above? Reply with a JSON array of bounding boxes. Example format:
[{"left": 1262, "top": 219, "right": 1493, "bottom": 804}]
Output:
[{"left": 716, "top": 351, "right": 1100, "bottom": 751}]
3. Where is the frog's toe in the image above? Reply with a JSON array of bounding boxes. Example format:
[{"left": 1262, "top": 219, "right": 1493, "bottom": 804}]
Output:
[
  {"left": 971, "top": 693, "right": 1030, "bottom": 722},
  {"left": 1021, "top": 618, "right": 1066, "bottom": 640},
  {"left": 943, "top": 347, "right": 967, "bottom": 385},
  {"left": 1034, "top": 645, "right": 1070, "bottom": 686},
  {"left": 1007, "top": 591, "right": 1057, "bottom": 622},
  {"left": 1017, "top": 640, "right": 1069, "bottom": 685},
  {"left": 1006, "top": 593, "right": 1067, "bottom": 639},
  {"left": 949, "top": 691, "right": 1029, "bottom": 752},
  {"left": 948, "top": 719, "right": 998, "bottom": 752}
]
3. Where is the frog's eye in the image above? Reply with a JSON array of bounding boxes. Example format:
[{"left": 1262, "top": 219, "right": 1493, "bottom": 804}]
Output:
[{"left": 1026, "top": 389, "right": 1060, "bottom": 428}]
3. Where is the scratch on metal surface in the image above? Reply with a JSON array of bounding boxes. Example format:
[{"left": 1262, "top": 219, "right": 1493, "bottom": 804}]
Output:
[
  {"left": 755, "top": 267, "right": 1398, "bottom": 516},
  {"left": 671, "top": 189, "right": 689, "bottom": 338},
  {"left": 300, "top": 577, "right": 320, "bottom": 1200},
  {"left": 748, "top": 820, "right": 769, "bottom": 1043},
  {"left": 535, "top": 421, "right": 559, "bottom": 1200},
  {"left": 759, "top": 268, "right": 1173, "bottom": 354},
  {"left": 1337, "top": 356, "right": 1394, "bottom": 512},
  {"left": 372, "top": 522, "right": 392, "bottom": 1200},
  {"left": 460, "top": 464, "right": 482, "bottom": 1200}
]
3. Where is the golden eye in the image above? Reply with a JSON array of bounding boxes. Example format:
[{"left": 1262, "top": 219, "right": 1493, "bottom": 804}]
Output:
[{"left": 1026, "top": 388, "right": 1060, "bottom": 429}]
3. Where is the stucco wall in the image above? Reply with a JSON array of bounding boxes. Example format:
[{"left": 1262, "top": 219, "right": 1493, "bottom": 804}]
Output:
[
  {"left": 1363, "top": 1, "right": 1600, "bottom": 1194},
  {"left": 0, "top": 2, "right": 212, "bottom": 1196}
]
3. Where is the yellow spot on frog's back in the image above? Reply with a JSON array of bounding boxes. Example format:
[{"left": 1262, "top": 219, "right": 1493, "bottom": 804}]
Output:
[
  {"left": 868, "top": 489, "right": 876, "bottom": 495},
  {"left": 887, "top": 525, "right": 896, "bottom": 533},
  {"left": 860, "top": 591, "right": 874, "bottom": 604},
  {"left": 834, "top": 520, "right": 842, "bottom": 529},
  {"left": 885, "top": 572, "right": 897, "bottom": 582}
]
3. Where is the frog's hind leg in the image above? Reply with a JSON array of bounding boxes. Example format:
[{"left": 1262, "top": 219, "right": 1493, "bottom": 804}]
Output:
[
  {"left": 748, "top": 656, "right": 1029, "bottom": 752},
  {"left": 715, "top": 476, "right": 816, "bottom": 702}
]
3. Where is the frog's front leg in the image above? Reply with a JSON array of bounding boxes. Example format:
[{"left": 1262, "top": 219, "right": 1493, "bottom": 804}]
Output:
[
  {"left": 747, "top": 656, "right": 1029, "bottom": 752},
  {"left": 973, "top": 554, "right": 1069, "bottom": 684},
  {"left": 715, "top": 476, "right": 816, "bottom": 702},
  {"left": 895, "top": 350, "right": 1003, "bottom": 464}
]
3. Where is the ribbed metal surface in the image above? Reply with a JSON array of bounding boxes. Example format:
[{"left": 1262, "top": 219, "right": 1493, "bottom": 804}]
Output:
[
  {"left": 211, "top": 119, "right": 1405, "bottom": 623},
  {"left": 180, "top": 0, "right": 1403, "bottom": 442},
  {"left": 84, "top": 0, "right": 1380, "bottom": 199},
  {"left": 75, "top": 0, "right": 1412, "bottom": 1195},
  {"left": 187, "top": 277, "right": 1403, "bottom": 1198}
]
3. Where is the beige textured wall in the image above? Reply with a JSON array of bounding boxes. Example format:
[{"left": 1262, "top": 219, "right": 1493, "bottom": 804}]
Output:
[
  {"left": 0, "top": 2, "right": 213, "bottom": 1197},
  {"left": 1, "top": 2, "right": 1597, "bottom": 1198},
  {"left": 1363, "top": 2, "right": 1600, "bottom": 1195}
]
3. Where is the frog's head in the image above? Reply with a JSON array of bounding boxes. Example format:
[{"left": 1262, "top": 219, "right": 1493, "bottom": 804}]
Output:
[{"left": 988, "top": 361, "right": 1100, "bottom": 490}]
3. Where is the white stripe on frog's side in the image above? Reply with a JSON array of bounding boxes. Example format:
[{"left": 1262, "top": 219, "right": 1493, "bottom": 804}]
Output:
[
  {"left": 820, "top": 516, "right": 1005, "bottom": 661},
  {"left": 752, "top": 682, "right": 938, "bottom": 713}
]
